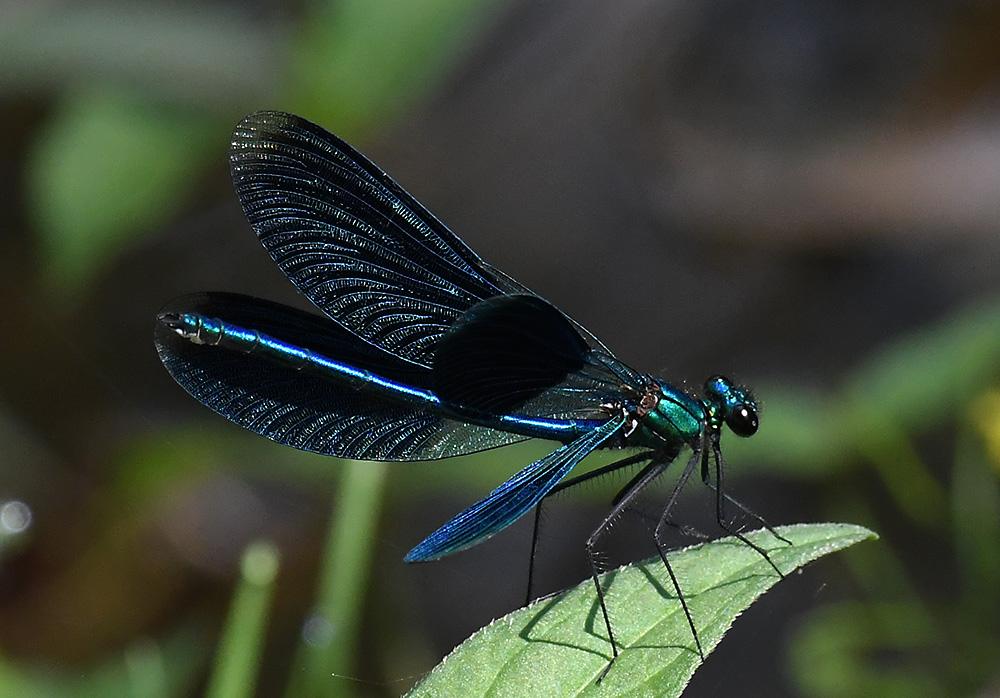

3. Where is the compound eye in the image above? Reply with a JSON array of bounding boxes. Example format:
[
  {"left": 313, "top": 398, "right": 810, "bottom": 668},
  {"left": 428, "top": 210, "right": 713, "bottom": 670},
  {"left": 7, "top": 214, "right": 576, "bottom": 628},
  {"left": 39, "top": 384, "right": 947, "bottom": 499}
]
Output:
[{"left": 727, "top": 405, "right": 759, "bottom": 437}]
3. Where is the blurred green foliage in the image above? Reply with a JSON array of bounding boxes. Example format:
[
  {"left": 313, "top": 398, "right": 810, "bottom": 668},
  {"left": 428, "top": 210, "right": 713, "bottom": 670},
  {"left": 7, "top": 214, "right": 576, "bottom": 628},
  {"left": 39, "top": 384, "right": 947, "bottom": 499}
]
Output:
[
  {"left": 4, "top": 1, "right": 506, "bottom": 697},
  {"left": 3, "top": 1, "right": 1000, "bottom": 697},
  {"left": 19, "top": 0, "right": 491, "bottom": 301},
  {"left": 731, "top": 298, "right": 1000, "bottom": 698},
  {"left": 287, "top": 0, "right": 503, "bottom": 135},
  {"left": 28, "top": 89, "right": 217, "bottom": 295},
  {"left": 206, "top": 542, "right": 280, "bottom": 698},
  {"left": 0, "top": 624, "right": 209, "bottom": 698}
]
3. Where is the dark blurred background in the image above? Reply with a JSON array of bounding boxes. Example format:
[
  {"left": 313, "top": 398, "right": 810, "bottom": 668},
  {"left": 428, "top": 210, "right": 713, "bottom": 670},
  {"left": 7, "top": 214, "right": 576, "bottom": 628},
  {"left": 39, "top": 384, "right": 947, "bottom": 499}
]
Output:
[{"left": 2, "top": 1, "right": 1000, "bottom": 696}]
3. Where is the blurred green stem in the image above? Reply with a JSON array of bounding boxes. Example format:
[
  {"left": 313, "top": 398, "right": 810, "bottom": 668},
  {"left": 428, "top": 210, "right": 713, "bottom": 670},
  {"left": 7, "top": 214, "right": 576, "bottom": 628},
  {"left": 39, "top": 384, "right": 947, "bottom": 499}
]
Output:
[
  {"left": 858, "top": 425, "right": 947, "bottom": 527},
  {"left": 286, "top": 459, "right": 388, "bottom": 698},
  {"left": 124, "top": 638, "right": 168, "bottom": 698},
  {"left": 206, "top": 541, "right": 281, "bottom": 698},
  {"left": 950, "top": 424, "right": 1000, "bottom": 690}
]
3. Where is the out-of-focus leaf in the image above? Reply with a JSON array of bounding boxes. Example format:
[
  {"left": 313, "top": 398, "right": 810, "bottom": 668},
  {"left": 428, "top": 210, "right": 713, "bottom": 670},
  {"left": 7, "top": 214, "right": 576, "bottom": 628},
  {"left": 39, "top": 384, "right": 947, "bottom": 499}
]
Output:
[
  {"left": 0, "top": 659, "right": 46, "bottom": 698},
  {"left": 952, "top": 423, "right": 1000, "bottom": 618},
  {"left": 788, "top": 601, "right": 943, "bottom": 698},
  {"left": 407, "top": 523, "right": 875, "bottom": 698},
  {"left": 109, "top": 425, "right": 340, "bottom": 511},
  {"left": 971, "top": 389, "right": 1000, "bottom": 470},
  {"left": 725, "top": 384, "right": 841, "bottom": 475},
  {"left": 27, "top": 88, "right": 218, "bottom": 297},
  {"left": 287, "top": 0, "right": 506, "bottom": 138},
  {"left": 734, "top": 296, "right": 1000, "bottom": 478},
  {"left": 840, "top": 296, "right": 1000, "bottom": 440}
]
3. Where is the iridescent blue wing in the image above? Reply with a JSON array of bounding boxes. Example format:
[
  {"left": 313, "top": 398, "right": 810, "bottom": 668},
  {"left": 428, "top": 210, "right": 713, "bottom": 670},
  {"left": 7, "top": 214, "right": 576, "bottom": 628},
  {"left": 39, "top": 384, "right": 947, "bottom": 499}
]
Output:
[
  {"left": 405, "top": 411, "right": 628, "bottom": 560},
  {"left": 160, "top": 115, "right": 636, "bottom": 460},
  {"left": 154, "top": 293, "right": 526, "bottom": 461},
  {"left": 230, "top": 111, "right": 610, "bottom": 368}
]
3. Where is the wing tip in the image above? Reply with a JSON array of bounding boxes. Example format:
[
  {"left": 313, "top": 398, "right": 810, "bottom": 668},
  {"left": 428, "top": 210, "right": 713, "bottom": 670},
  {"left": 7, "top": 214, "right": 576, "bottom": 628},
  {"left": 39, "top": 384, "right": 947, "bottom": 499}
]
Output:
[{"left": 403, "top": 544, "right": 438, "bottom": 563}]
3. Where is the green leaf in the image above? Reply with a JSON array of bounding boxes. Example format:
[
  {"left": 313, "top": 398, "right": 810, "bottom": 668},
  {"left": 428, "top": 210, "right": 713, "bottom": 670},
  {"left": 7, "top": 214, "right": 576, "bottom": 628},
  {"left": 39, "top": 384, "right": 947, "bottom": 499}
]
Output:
[{"left": 407, "top": 523, "right": 876, "bottom": 698}]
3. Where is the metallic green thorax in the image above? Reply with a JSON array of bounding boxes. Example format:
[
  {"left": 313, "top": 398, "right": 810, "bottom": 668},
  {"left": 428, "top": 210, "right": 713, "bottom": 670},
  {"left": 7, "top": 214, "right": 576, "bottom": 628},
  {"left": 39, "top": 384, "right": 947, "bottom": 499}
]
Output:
[{"left": 628, "top": 376, "right": 759, "bottom": 451}]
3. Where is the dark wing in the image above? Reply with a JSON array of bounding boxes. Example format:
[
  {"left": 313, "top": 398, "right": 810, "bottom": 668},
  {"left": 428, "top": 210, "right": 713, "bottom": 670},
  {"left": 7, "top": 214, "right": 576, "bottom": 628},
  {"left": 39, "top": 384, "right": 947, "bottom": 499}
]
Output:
[
  {"left": 432, "top": 294, "right": 648, "bottom": 420},
  {"left": 432, "top": 294, "right": 591, "bottom": 413},
  {"left": 231, "top": 111, "right": 531, "bottom": 368},
  {"left": 154, "top": 293, "right": 526, "bottom": 461},
  {"left": 230, "top": 111, "right": 611, "bottom": 366}
]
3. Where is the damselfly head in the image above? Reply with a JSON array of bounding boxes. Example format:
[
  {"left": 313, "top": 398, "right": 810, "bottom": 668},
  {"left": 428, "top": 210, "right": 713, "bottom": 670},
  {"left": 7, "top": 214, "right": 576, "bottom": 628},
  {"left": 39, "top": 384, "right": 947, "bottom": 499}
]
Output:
[{"left": 704, "top": 375, "right": 759, "bottom": 438}]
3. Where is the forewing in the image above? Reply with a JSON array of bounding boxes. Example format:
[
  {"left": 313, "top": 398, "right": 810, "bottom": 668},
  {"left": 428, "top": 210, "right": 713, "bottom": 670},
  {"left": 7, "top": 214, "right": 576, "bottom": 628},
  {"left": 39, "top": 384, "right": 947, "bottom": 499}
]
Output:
[{"left": 230, "top": 111, "right": 529, "bottom": 367}]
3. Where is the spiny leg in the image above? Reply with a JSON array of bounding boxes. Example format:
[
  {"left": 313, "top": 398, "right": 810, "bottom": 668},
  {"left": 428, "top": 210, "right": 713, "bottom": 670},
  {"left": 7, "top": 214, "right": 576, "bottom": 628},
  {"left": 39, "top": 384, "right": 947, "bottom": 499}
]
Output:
[
  {"left": 586, "top": 459, "right": 672, "bottom": 679},
  {"left": 651, "top": 448, "right": 707, "bottom": 659},
  {"left": 525, "top": 451, "right": 652, "bottom": 606},
  {"left": 699, "top": 475, "right": 792, "bottom": 546},
  {"left": 624, "top": 507, "right": 710, "bottom": 542},
  {"left": 706, "top": 438, "right": 785, "bottom": 577}
]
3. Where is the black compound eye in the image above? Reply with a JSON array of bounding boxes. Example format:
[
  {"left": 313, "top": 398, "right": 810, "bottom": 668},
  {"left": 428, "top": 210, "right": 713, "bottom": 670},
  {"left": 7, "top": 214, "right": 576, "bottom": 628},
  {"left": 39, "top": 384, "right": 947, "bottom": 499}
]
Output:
[{"left": 727, "top": 405, "right": 759, "bottom": 437}]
